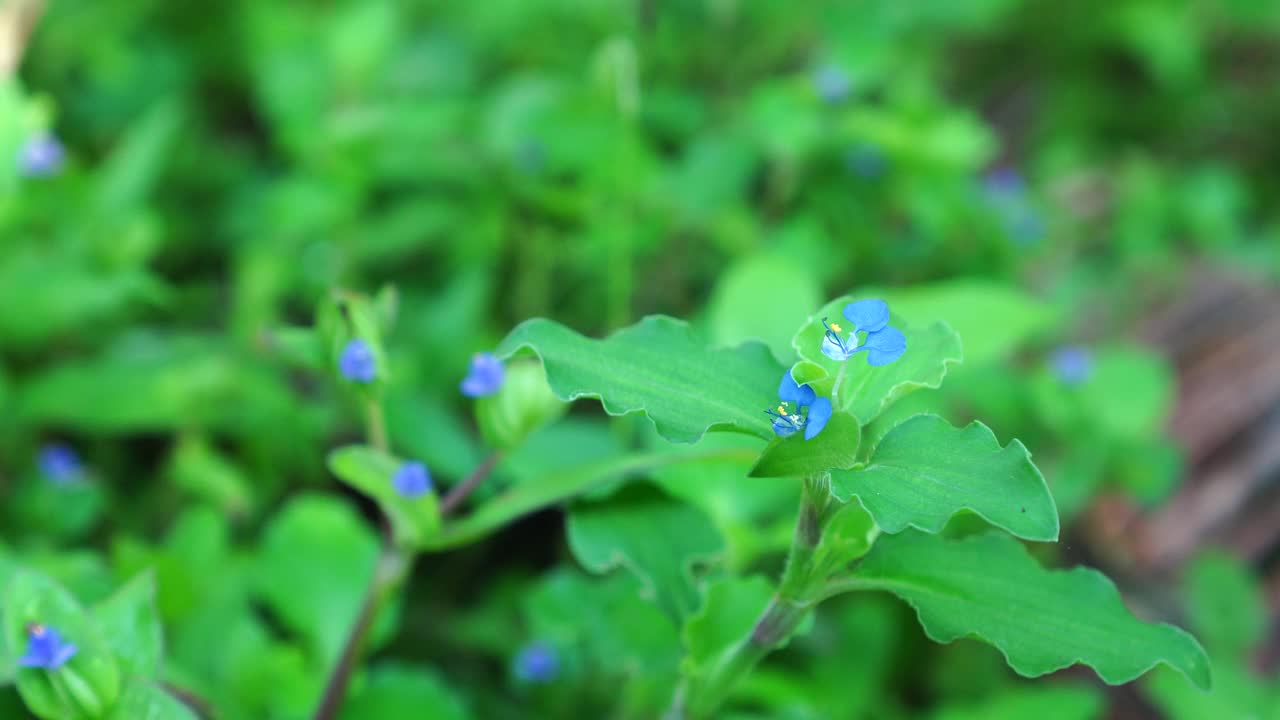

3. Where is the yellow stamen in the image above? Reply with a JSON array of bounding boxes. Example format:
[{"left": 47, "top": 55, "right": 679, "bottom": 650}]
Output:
[
  {"left": 831, "top": 323, "right": 842, "bottom": 333},
  {"left": 777, "top": 405, "right": 788, "bottom": 416}
]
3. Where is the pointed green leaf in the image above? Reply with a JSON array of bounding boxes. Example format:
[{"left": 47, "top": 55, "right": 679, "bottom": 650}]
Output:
[
  {"left": 92, "top": 572, "right": 163, "bottom": 680},
  {"left": 328, "top": 446, "right": 441, "bottom": 548},
  {"left": 497, "top": 316, "right": 785, "bottom": 443},
  {"left": 791, "top": 297, "right": 962, "bottom": 425},
  {"left": 567, "top": 485, "right": 724, "bottom": 621},
  {"left": 850, "top": 531, "right": 1211, "bottom": 689},
  {"left": 831, "top": 415, "right": 1058, "bottom": 542},
  {"left": 748, "top": 411, "right": 861, "bottom": 477}
]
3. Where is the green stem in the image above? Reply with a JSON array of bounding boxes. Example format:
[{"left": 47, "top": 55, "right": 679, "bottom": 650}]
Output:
[
  {"left": 675, "top": 474, "right": 832, "bottom": 719},
  {"left": 831, "top": 361, "right": 848, "bottom": 406},
  {"left": 365, "top": 397, "right": 388, "bottom": 452}
]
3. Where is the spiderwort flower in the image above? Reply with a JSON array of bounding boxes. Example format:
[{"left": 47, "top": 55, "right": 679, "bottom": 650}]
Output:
[
  {"left": 820, "top": 299, "right": 907, "bottom": 366},
  {"left": 392, "top": 461, "right": 432, "bottom": 498},
  {"left": 765, "top": 372, "right": 833, "bottom": 441},
  {"left": 338, "top": 339, "right": 377, "bottom": 383},
  {"left": 38, "top": 443, "right": 82, "bottom": 484},
  {"left": 514, "top": 641, "right": 559, "bottom": 684},
  {"left": 460, "top": 353, "right": 505, "bottom": 397},
  {"left": 18, "top": 133, "right": 65, "bottom": 178},
  {"left": 19, "top": 624, "right": 77, "bottom": 670},
  {"left": 1051, "top": 346, "right": 1094, "bottom": 386},
  {"left": 812, "top": 64, "right": 852, "bottom": 104}
]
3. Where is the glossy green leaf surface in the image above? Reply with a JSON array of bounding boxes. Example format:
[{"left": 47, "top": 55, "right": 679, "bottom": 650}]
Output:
[
  {"left": 850, "top": 531, "right": 1211, "bottom": 689},
  {"left": 497, "top": 316, "right": 785, "bottom": 443},
  {"left": 831, "top": 415, "right": 1059, "bottom": 541}
]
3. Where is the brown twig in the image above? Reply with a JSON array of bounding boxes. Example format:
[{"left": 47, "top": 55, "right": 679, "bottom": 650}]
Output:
[{"left": 439, "top": 453, "right": 502, "bottom": 517}]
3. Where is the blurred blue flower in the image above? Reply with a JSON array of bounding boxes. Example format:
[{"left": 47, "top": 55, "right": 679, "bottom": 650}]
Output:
[
  {"left": 983, "top": 167, "right": 1024, "bottom": 197},
  {"left": 1051, "top": 346, "right": 1094, "bottom": 385},
  {"left": 19, "top": 625, "right": 77, "bottom": 670},
  {"left": 820, "top": 300, "right": 907, "bottom": 366},
  {"left": 766, "top": 372, "right": 833, "bottom": 441},
  {"left": 18, "top": 133, "right": 65, "bottom": 178},
  {"left": 812, "top": 64, "right": 852, "bottom": 104},
  {"left": 392, "top": 461, "right": 432, "bottom": 498},
  {"left": 845, "top": 143, "right": 887, "bottom": 179},
  {"left": 38, "top": 443, "right": 82, "bottom": 484},
  {"left": 460, "top": 353, "right": 505, "bottom": 397},
  {"left": 338, "top": 339, "right": 377, "bottom": 383},
  {"left": 514, "top": 641, "right": 559, "bottom": 684}
]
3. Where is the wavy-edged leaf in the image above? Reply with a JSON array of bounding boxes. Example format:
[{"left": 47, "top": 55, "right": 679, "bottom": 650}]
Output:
[
  {"left": 791, "top": 297, "right": 962, "bottom": 425},
  {"left": 831, "top": 415, "right": 1058, "bottom": 542},
  {"left": 849, "top": 531, "right": 1211, "bottom": 689},
  {"left": 748, "top": 411, "right": 861, "bottom": 478},
  {"left": 497, "top": 316, "right": 784, "bottom": 443},
  {"left": 567, "top": 485, "right": 724, "bottom": 621}
]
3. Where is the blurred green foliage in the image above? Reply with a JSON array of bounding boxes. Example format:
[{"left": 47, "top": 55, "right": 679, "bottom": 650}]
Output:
[{"left": 3, "top": 0, "right": 1280, "bottom": 717}]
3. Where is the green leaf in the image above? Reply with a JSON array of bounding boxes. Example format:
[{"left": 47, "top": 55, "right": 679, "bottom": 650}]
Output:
[
  {"left": 928, "top": 685, "right": 1103, "bottom": 720},
  {"left": 879, "top": 281, "right": 1058, "bottom": 366},
  {"left": 681, "top": 575, "right": 774, "bottom": 687},
  {"left": 1184, "top": 550, "right": 1265, "bottom": 658},
  {"left": 92, "top": 572, "right": 163, "bottom": 680},
  {"left": 567, "top": 485, "right": 724, "bottom": 621},
  {"left": 849, "top": 531, "right": 1211, "bottom": 689},
  {"left": 475, "top": 358, "right": 567, "bottom": 451},
  {"left": 791, "top": 297, "right": 962, "bottom": 425},
  {"left": 813, "top": 499, "right": 879, "bottom": 574},
  {"left": 748, "top": 411, "right": 860, "bottom": 478},
  {"left": 496, "top": 316, "right": 785, "bottom": 443},
  {"left": 3, "top": 570, "right": 121, "bottom": 720},
  {"left": 105, "top": 680, "right": 198, "bottom": 720},
  {"left": 430, "top": 445, "right": 757, "bottom": 551},
  {"left": 831, "top": 415, "right": 1059, "bottom": 542},
  {"left": 1143, "top": 662, "right": 1272, "bottom": 720},
  {"left": 253, "top": 496, "right": 380, "bottom": 670},
  {"left": 327, "top": 446, "right": 441, "bottom": 548},
  {"left": 706, "top": 253, "right": 821, "bottom": 362},
  {"left": 339, "top": 664, "right": 469, "bottom": 720}
]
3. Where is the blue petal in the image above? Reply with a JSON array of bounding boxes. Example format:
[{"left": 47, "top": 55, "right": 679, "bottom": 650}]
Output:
[
  {"left": 460, "top": 353, "right": 505, "bottom": 397},
  {"left": 772, "top": 417, "right": 800, "bottom": 438},
  {"left": 863, "top": 326, "right": 907, "bottom": 366},
  {"left": 804, "top": 397, "right": 833, "bottom": 440},
  {"left": 821, "top": 334, "right": 856, "bottom": 362},
  {"left": 842, "top": 299, "right": 890, "bottom": 333},
  {"left": 777, "top": 371, "right": 816, "bottom": 406}
]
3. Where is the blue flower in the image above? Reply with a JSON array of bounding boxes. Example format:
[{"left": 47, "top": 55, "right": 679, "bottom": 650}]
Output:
[
  {"left": 812, "top": 64, "right": 852, "bottom": 104},
  {"left": 392, "top": 461, "right": 432, "bottom": 498},
  {"left": 338, "top": 339, "right": 377, "bottom": 383},
  {"left": 765, "top": 372, "right": 833, "bottom": 441},
  {"left": 820, "top": 300, "right": 907, "bottom": 366},
  {"left": 18, "top": 133, "right": 65, "bottom": 178},
  {"left": 983, "top": 167, "right": 1024, "bottom": 197},
  {"left": 38, "top": 443, "right": 82, "bottom": 484},
  {"left": 514, "top": 641, "right": 559, "bottom": 684},
  {"left": 460, "top": 353, "right": 505, "bottom": 397},
  {"left": 1051, "top": 346, "right": 1094, "bottom": 385},
  {"left": 19, "top": 624, "right": 77, "bottom": 670}
]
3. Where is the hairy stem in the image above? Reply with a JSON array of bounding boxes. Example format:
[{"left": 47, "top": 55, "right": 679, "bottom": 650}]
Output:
[
  {"left": 674, "top": 474, "right": 832, "bottom": 718},
  {"left": 439, "top": 452, "right": 503, "bottom": 517}
]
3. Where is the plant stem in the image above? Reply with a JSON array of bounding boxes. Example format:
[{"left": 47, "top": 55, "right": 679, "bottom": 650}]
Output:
[
  {"left": 439, "top": 452, "right": 503, "bottom": 517},
  {"left": 675, "top": 474, "right": 832, "bottom": 719},
  {"left": 831, "top": 361, "right": 848, "bottom": 405},
  {"left": 365, "top": 397, "right": 388, "bottom": 452}
]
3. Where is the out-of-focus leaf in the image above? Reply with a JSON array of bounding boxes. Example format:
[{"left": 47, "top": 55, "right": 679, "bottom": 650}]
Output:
[
  {"left": 91, "top": 572, "right": 162, "bottom": 679},
  {"left": 928, "top": 685, "right": 1103, "bottom": 720},
  {"left": 328, "top": 445, "right": 441, "bottom": 548},
  {"left": 338, "top": 663, "right": 469, "bottom": 720},
  {"left": 707, "top": 254, "right": 820, "bottom": 363},
  {"left": 105, "top": 679, "right": 198, "bottom": 720},
  {"left": 1184, "top": 550, "right": 1265, "bottom": 659}
]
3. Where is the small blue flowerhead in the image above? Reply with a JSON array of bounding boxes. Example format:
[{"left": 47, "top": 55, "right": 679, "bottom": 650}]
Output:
[
  {"left": 460, "top": 353, "right": 505, "bottom": 398},
  {"left": 513, "top": 641, "right": 559, "bottom": 684},
  {"left": 845, "top": 143, "right": 886, "bottom": 179},
  {"left": 338, "top": 339, "right": 377, "bottom": 383},
  {"left": 19, "top": 624, "right": 77, "bottom": 670},
  {"left": 38, "top": 443, "right": 82, "bottom": 484},
  {"left": 983, "top": 167, "right": 1024, "bottom": 197},
  {"left": 819, "top": 300, "right": 906, "bottom": 367},
  {"left": 812, "top": 64, "right": 852, "bottom": 104},
  {"left": 1051, "top": 346, "right": 1094, "bottom": 386},
  {"left": 18, "top": 133, "right": 65, "bottom": 178},
  {"left": 392, "top": 461, "right": 432, "bottom": 498},
  {"left": 766, "top": 372, "right": 831, "bottom": 441}
]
